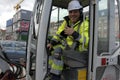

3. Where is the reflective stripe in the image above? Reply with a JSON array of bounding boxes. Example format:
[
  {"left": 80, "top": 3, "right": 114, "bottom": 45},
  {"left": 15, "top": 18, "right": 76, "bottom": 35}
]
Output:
[
  {"left": 75, "top": 34, "right": 81, "bottom": 41},
  {"left": 50, "top": 68, "right": 62, "bottom": 75},
  {"left": 50, "top": 59, "right": 63, "bottom": 75}
]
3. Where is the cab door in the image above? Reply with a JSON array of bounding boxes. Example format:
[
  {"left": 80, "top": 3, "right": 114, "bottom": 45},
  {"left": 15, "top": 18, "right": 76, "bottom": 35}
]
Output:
[
  {"left": 88, "top": 0, "right": 120, "bottom": 80},
  {"left": 26, "top": 0, "right": 52, "bottom": 80}
]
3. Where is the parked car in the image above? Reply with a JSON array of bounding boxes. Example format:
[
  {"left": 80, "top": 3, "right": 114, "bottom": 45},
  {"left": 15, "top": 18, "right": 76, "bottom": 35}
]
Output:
[{"left": 0, "top": 40, "right": 26, "bottom": 62}]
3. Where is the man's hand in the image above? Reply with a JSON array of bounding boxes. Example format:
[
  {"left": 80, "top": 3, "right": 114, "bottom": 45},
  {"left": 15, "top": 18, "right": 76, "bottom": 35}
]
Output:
[
  {"left": 64, "top": 26, "right": 74, "bottom": 36},
  {"left": 47, "top": 43, "right": 53, "bottom": 50}
]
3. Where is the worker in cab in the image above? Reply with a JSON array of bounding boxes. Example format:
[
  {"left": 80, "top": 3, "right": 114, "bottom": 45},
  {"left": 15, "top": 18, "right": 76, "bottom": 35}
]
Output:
[{"left": 47, "top": 0, "right": 89, "bottom": 80}]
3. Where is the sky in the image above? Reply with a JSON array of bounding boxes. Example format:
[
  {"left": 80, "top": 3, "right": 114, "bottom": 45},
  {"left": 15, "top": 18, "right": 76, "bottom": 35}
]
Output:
[{"left": 0, "top": 0, "right": 35, "bottom": 30}]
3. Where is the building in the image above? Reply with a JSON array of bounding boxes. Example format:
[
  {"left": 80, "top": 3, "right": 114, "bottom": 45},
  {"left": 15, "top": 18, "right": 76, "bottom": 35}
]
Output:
[
  {"left": 12, "top": 9, "right": 32, "bottom": 41},
  {"left": 6, "top": 18, "right": 13, "bottom": 40},
  {"left": 0, "top": 29, "right": 6, "bottom": 40}
]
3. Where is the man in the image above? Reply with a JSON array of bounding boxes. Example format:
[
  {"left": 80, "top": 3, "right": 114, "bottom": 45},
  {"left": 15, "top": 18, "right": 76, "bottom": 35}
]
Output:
[{"left": 47, "top": 0, "right": 89, "bottom": 80}]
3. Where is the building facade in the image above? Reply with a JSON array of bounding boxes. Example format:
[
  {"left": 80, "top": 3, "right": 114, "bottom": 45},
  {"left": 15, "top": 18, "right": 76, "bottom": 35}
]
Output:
[{"left": 12, "top": 9, "right": 32, "bottom": 41}]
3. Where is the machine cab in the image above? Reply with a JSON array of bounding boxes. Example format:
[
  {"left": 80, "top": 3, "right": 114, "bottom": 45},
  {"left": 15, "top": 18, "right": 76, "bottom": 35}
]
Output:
[{"left": 26, "top": 0, "right": 120, "bottom": 80}]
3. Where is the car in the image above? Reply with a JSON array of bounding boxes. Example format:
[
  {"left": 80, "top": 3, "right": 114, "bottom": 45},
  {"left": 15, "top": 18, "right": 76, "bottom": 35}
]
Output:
[{"left": 0, "top": 40, "right": 27, "bottom": 62}]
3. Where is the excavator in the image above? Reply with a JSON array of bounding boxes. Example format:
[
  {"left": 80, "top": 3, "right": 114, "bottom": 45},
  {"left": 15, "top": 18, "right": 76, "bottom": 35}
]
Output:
[
  {"left": 25, "top": 0, "right": 120, "bottom": 80},
  {"left": 0, "top": 0, "right": 120, "bottom": 80}
]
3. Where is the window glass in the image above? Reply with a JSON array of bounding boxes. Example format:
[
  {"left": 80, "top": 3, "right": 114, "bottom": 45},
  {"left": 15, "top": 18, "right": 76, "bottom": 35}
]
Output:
[
  {"left": 49, "top": 7, "right": 68, "bottom": 36},
  {"left": 34, "top": 0, "right": 44, "bottom": 37},
  {"left": 97, "top": 0, "right": 109, "bottom": 55},
  {"left": 115, "top": 1, "right": 120, "bottom": 48}
]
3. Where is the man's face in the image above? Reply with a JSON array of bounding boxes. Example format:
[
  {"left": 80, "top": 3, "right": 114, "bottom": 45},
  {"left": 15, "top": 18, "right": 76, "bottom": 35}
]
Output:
[{"left": 68, "top": 9, "right": 80, "bottom": 24}]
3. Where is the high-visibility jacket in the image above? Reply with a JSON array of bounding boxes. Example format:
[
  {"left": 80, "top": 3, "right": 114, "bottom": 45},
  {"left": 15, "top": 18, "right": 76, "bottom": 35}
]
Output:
[
  {"left": 49, "top": 16, "right": 89, "bottom": 75},
  {"left": 51, "top": 16, "right": 89, "bottom": 51}
]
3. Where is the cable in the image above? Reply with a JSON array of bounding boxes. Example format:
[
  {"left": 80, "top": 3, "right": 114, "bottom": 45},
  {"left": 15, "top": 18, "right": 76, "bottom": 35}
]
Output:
[{"left": 0, "top": 54, "right": 26, "bottom": 79}]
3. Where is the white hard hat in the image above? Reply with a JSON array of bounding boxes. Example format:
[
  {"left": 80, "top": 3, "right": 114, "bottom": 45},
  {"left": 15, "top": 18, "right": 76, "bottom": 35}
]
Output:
[{"left": 68, "top": 0, "right": 82, "bottom": 11}]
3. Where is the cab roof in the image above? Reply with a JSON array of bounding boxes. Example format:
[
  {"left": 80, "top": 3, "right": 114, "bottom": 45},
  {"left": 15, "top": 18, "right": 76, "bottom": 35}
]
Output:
[{"left": 53, "top": 0, "right": 89, "bottom": 9}]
